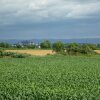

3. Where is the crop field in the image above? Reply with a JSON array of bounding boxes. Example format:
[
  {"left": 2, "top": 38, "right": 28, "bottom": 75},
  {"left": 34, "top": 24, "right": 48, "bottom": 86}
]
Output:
[
  {"left": 95, "top": 50, "right": 100, "bottom": 54},
  {"left": 5, "top": 50, "right": 55, "bottom": 56},
  {"left": 0, "top": 55, "right": 100, "bottom": 99}
]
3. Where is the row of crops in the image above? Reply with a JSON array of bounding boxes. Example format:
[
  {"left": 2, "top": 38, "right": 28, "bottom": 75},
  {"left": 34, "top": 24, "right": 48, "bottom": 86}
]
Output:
[{"left": 0, "top": 55, "right": 100, "bottom": 99}]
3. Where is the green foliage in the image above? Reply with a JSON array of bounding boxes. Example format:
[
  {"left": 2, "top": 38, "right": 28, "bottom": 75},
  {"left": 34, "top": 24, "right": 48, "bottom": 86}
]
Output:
[
  {"left": 66, "top": 43, "right": 80, "bottom": 55},
  {"left": 40, "top": 40, "right": 51, "bottom": 49},
  {"left": 16, "top": 44, "right": 22, "bottom": 48},
  {"left": 0, "top": 42, "right": 11, "bottom": 48},
  {"left": 80, "top": 44, "right": 94, "bottom": 54},
  {"left": 53, "top": 41, "right": 64, "bottom": 52},
  {"left": 11, "top": 53, "right": 30, "bottom": 58},
  {"left": 0, "top": 50, "right": 4, "bottom": 57},
  {"left": 26, "top": 44, "right": 36, "bottom": 49},
  {"left": 65, "top": 43, "right": 95, "bottom": 55},
  {"left": 0, "top": 55, "right": 100, "bottom": 99},
  {"left": 0, "top": 50, "right": 30, "bottom": 58},
  {"left": 86, "top": 44, "right": 97, "bottom": 50}
]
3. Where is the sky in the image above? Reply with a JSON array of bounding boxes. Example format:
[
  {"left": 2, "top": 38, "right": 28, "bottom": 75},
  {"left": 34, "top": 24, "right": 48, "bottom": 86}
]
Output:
[{"left": 0, "top": 0, "right": 100, "bottom": 39}]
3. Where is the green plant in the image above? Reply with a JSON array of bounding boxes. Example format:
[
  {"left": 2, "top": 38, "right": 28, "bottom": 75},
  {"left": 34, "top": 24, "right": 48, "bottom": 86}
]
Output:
[
  {"left": 26, "top": 44, "right": 36, "bottom": 49},
  {"left": 40, "top": 40, "right": 51, "bottom": 49},
  {"left": 53, "top": 41, "right": 64, "bottom": 52},
  {"left": 11, "top": 53, "right": 30, "bottom": 58},
  {"left": 0, "top": 55, "right": 100, "bottom": 99},
  {"left": 80, "top": 44, "right": 94, "bottom": 54},
  {"left": 66, "top": 43, "right": 80, "bottom": 55},
  {"left": 65, "top": 43, "right": 95, "bottom": 55},
  {"left": 0, "top": 50, "right": 3, "bottom": 57}
]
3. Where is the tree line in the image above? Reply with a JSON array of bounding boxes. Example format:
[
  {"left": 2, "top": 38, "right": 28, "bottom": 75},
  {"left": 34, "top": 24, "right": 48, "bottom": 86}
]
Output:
[{"left": 0, "top": 40, "right": 100, "bottom": 55}]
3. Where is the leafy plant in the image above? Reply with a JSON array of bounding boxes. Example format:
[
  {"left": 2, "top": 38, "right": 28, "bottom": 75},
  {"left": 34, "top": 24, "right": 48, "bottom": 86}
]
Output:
[
  {"left": 40, "top": 40, "right": 51, "bottom": 49},
  {"left": 0, "top": 55, "right": 100, "bottom": 99},
  {"left": 53, "top": 41, "right": 64, "bottom": 52}
]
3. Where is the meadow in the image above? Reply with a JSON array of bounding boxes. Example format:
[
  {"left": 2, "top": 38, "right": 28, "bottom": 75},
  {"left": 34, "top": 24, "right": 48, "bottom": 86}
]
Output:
[{"left": 0, "top": 55, "right": 100, "bottom": 99}]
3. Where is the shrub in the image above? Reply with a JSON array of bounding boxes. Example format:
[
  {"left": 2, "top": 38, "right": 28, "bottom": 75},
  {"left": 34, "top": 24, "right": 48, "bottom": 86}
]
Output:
[
  {"left": 66, "top": 43, "right": 80, "bottom": 55},
  {"left": 0, "top": 50, "right": 30, "bottom": 58},
  {"left": 0, "top": 50, "right": 3, "bottom": 57},
  {"left": 3, "top": 52, "right": 15, "bottom": 56},
  {"left": 27, "top": 45, "right": 36, "bottom": 49},
  {"left": 40, "top": 40, "right": 51, "bottom": 49},
  {"left": 16, "top": 44, "right": 22, "bottom": 48},
  {"left": 87, "top": 44, "right": 97, "bottom": 50},
  {"left": 0, "top": 42, "right": 11, "bottom": 48},
  {"left": 11, "top": 53, "right": 30, "bottom": 58},
  {"left": 66, "top": 43, "right": 95, "bottom": 55},
  {"left": 80, "top": 44, "right": 94, "bottom": 54},
  {"left": 53, "top": 41, "right": 64, "bottom": 52}
]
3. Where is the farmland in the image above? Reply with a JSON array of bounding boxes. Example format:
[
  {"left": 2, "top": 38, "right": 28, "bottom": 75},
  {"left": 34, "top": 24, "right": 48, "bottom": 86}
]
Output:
[
  {"left": 0, "top": 55, "right": 100, "bottom": 99},
  {"left": 5, "top": 50, "right": 55, "bottom": 56},
  {"left": 5, "top": 50, "right": 100, "bottom": 56},
  {"left": 95, "top": 50, "right": 100, "bottom": 54}
]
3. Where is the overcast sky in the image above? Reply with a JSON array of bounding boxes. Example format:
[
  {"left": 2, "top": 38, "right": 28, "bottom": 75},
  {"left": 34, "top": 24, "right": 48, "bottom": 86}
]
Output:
[{"left": 0, "top": 0, "right": 100, "bottom": 39}]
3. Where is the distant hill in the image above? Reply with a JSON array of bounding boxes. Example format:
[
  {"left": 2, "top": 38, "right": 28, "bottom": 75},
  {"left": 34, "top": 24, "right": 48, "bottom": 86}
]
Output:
[{"left": 0, "top": 38, "right": 100, "bottom": 44}]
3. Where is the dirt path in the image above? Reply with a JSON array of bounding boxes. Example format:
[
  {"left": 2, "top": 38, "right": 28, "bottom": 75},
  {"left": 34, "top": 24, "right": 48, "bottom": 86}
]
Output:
[{"left": 5, "top": 50, "right": 55, "bottom": 56}]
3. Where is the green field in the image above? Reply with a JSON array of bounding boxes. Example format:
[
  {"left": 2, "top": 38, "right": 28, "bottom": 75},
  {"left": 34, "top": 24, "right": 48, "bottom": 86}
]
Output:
[{"left": 0, "top": 55, "right": 100, "bottom": 100}]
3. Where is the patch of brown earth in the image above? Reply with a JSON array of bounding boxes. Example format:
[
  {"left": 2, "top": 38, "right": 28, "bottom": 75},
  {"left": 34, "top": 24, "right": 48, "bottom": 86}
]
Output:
[
  {"left": 5, "top": 50, "right": 56, "bottom": 56},
  {"left": 94, "top": 50, "right": 100, "bottom": 54}
]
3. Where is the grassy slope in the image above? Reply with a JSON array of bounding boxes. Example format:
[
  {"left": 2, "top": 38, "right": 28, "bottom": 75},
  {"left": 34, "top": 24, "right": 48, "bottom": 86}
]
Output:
[{"left": 0, "top": 55, "right": 100, "bottom": 99}]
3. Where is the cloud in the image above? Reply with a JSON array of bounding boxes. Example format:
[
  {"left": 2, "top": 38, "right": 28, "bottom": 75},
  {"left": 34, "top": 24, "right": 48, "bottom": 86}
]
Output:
[{"left": 0, "top": 0, "right": 100, "bottom": 25}]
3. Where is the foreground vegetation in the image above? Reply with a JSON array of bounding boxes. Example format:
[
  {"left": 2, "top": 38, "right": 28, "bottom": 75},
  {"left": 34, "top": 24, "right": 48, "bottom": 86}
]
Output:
[
  {"left": 0, "top": 50, "right": 31, "bottom": 58},
  {"left": 0, "top": 55, "right": 100, "bottom": 99}
]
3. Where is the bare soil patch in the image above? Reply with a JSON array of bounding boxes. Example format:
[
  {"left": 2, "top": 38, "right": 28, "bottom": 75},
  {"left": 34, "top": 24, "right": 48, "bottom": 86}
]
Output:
[{"left": 5, "top": 50, "right": 55, "bottom": 56}]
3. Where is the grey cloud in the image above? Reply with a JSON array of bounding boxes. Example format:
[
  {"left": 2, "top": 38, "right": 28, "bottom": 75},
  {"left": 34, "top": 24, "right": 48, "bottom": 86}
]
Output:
[{"left": 0, "top": 0, "right": 100, "bottom": 25}]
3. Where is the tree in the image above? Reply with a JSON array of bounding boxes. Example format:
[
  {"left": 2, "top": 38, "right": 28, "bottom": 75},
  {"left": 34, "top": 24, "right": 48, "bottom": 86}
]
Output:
[
  {"left": 16, "top": 44, "right": 22, "bottom": 48},
  {"left": 53, "top": 41, "right": 64, "bottom": 52},
  {"left": 27, "top": 45, "right": 35, "bottom": 49},
  {"left": 87, "top": 44, "right": 97, "bottom": 50},
  {"left": 40, "top": 40, "right": 51, "bottom": 49},
  {"left": 66, "top": 43, "right": 79, "bottom": 55},
  {"left": 80, "top": 44, "right": 93, "bottom": 54},
  {"left": 0, "top": 42, "right": 11, "bottom": 48},
  {"left": 66, "top": 43, "right": 95, "bottom": 55},
  {"left": 0, "top": 48, "right": 4, "bottom": 57}
]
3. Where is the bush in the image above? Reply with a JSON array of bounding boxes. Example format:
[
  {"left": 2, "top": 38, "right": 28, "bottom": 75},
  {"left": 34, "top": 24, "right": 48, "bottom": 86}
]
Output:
[
  {"left": 80, "top": 44, "right": 94, "bottom": 54},
  {"left": 66, "top": 43, "right": 80, "bottom": 55},
  {"left": 40, "top": 40, "right": 51, "bottom": 49},
  {"left": 16, "top": 44, "right": 22, "bottom": 48},
  {"left": 0, "top": 50, "right": 4, "bottom": 57},
  {"left": 11, "top": 53, "right": 30, "bottom": 58},
  {"left": 87, "top": 44, "right": 97, "bottom": 50},
  {"left": 53, "top": 41, "right": 64, "bottom": 52},
  {"left": 66, "top": 43, "right": 95, "bottom": 55},
  {"left": 0, "top": 50, "right": 30, "bottom": 58},
  {"left": 27, "top": 45, "right": 36, "bottom": 49},
  {"left": 0, "top": 42, "right": 11, "bottom": 48},
  {"left": 3, "top": 52, "right": 15, "bottom": 56}
]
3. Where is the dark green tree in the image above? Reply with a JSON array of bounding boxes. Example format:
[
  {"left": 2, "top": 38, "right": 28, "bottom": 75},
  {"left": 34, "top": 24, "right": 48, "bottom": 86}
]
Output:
[
  {"left": 0, "top": 42, "right": 11, "bottom": 48},
  {"left": 80, "top": 44, "right": 93, "bottom": 54},
  {"left": 40, "top": 40, "right": 51, "bottom": 49},
  {"left": 66, "top": 43, "right": 79, "bottom": 55},
  {"left": 87, "top": 44, "right": 97, "bottom": 50},
  {"left": 16, "top": 44, "right": 22, "bottom": 48},
  {"left": 53, "top": 41, "right": 64, "bottom": 52},
  {"left": 27, "top": 45, "right": 35, "bottom": 49}
]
